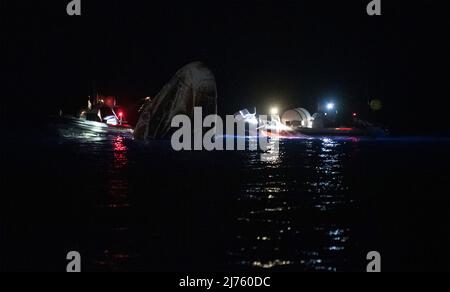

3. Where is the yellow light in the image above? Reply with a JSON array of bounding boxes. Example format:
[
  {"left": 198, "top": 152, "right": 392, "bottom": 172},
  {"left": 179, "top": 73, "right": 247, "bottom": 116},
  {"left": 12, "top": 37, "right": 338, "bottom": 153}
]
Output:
[{"left": 270, "top": 107, "right": 279, "bottom": 115}]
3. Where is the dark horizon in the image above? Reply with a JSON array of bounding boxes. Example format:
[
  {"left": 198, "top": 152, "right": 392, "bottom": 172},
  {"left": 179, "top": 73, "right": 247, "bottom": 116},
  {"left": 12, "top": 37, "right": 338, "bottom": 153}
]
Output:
[{"left": 3, "top": 1, "right": 449, "bottom": 134}]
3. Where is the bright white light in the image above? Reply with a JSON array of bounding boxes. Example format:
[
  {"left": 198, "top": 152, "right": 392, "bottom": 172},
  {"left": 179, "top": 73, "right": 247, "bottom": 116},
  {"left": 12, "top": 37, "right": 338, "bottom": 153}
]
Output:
[
  {"left": 264, "top": 120, "right": 292, "bottom": 131},
  {"left": 237, "top": 109, "right": 258, "bottom": 125},
  {"left": 326, "top": 103, "right": 335, "bottom": 111},
  {"left": 248, "top": 117, "right": 259, "bottom": 125},
  {"left": 270, "top": 107, "right": 279, "bottom": 115}
]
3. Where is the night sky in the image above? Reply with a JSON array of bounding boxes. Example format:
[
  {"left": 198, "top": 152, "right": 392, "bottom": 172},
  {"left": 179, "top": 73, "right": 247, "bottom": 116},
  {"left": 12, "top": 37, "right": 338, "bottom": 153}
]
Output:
[{"left": 3, "top": 0, "right": 449, "bottom": 134}]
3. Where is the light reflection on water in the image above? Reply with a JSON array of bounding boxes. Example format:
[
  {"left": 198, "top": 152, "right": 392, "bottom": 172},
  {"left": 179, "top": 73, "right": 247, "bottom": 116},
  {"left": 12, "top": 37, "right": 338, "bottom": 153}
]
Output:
[
  {"left": 71, "top": 133, "right": 134, "bottom": 271},
  {"left": 49, "top": 129, "right": 449, "bottom": 272},
  {"left": 229, "top": 138, "right": 356, "bottom": 271},
  {"left": 97, "top": 135, "right": 133, "bottom": 272},
  {"left": 107, "top": 136, "right": 130, "bottom": 207},
  {"left": 64, "top": 133, "right": 359, "bottom": 271}
]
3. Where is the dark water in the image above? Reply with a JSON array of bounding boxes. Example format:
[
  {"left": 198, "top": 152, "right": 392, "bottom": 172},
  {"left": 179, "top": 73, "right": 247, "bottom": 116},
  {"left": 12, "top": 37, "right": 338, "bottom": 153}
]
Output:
[{"left": 2, "top": 126, "right": 449, "bottom": 272}]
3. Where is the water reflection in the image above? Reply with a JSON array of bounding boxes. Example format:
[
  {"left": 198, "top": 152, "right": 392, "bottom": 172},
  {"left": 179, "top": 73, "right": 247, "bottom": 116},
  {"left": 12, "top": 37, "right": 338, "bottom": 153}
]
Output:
[
  {"left": 107, "top": 136, "right": 130, "bottom": 207},
  {"left": 92, "top": 250, "right": 131, "bottom": 272},
  {"left": 230, "top": 138, "right": 356, "bottom": 271},
  {"left": 27, "top": 124, "right": 448, "bottom": 271},
  {"left": 113, "top": 136, "right": 128, "bottom": 167},
  {"left": 92, "top": 135, "right": 132, "bottom": 271}
]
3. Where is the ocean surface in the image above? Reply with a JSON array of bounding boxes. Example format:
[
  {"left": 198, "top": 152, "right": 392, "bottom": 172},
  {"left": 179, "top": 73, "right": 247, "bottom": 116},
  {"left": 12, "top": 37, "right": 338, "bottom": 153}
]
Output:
[{"left": 1, "top": 122, "right": 449, "bottom": 272}]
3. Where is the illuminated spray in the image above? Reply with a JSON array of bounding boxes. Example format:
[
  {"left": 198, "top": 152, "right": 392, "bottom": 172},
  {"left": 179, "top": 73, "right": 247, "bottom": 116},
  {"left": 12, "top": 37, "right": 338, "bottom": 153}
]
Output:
[{"left": 170, "top": 107, "right": 280, "bottom": 162}]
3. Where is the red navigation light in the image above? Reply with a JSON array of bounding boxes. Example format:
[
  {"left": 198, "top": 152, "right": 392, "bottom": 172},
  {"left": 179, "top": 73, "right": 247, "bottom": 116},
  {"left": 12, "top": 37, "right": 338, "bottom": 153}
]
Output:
[
  {"left": 352, "top": 112, "right": 358, "bottom": 117},
  {"left": 336, "top": 128, "right": 354, "bottom": 131},
  {"left": 106, "top": 98, "right": 114, "bottom": 106},
  {"left": 118, "top": 112, "right": 124, "bottom": 118}
]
